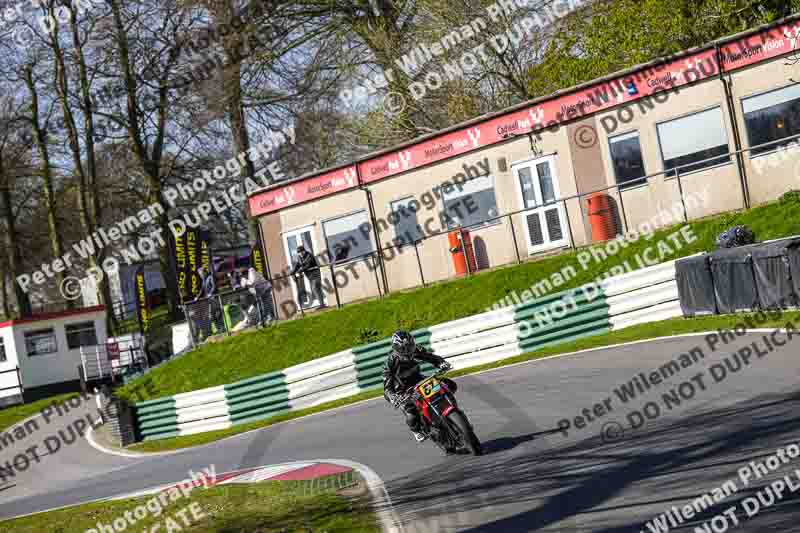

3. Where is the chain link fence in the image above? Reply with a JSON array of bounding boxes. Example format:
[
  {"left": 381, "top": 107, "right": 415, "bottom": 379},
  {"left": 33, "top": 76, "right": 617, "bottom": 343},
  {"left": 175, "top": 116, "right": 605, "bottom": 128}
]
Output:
[{"left": 183, "top": 282, "right": 275, "bottom": 344}]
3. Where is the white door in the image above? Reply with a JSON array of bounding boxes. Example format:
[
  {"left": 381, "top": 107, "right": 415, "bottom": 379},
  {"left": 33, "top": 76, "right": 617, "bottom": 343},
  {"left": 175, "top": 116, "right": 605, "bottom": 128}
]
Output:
[
  {"left": 513, "top": 156, "right": 569, "bottom": 254},
  {"left": 282, "top": 226, "right": 326, "bottom": 309}
]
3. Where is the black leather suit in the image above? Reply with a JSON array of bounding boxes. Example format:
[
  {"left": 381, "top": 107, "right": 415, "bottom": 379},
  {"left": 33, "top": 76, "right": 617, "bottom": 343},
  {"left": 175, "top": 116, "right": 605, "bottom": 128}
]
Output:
[{"left": 383, "top": 346, "right": 455, "bottom": 431}]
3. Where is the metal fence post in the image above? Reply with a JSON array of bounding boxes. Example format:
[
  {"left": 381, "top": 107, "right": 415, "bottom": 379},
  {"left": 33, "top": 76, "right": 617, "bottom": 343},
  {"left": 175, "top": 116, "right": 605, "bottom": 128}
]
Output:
[
  {"left": 562, "top": 198, "right": 575, "bottom": 249},
  {"left": 330, "top": 262, "right": 342, "bottom": 308},
  {"left": 508, "top": 214, "right": 522, "bottom": 264},
  {"left": 414, "top": 241, "right": 426, "bottom": 287},
  {"left": 675, "top": 167, "right": 688, "bottom": 222},
  {"left": 460, "top": 227, "right": 472, "bottom": 276},
  {"left": 270, "top": 279, "right": 280, "bottom": 323},
  {"left": 616, "top": 188, "right": 630, "bottom": 233},
  {"left": 371, "top": 253, "right": 383, "bottom": 297},
  {"left": 216, "top": 295, "right": 228, "bottom": 336},
  {"left": 381, "top": 248, "right": 391, "bottom": 294}
]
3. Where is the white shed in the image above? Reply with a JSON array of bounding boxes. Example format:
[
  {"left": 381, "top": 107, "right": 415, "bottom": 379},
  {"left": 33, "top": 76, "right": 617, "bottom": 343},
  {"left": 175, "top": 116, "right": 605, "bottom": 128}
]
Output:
[{"left": 0, "top": 306, "right": 107, "bottom": 404}]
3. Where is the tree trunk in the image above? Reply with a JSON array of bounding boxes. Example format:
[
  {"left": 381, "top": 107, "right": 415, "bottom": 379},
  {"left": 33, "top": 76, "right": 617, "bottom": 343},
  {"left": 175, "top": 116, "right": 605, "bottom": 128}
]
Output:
[
  {"left": 219, "top": 3, "right": 259, "bottom": 244},
  {"left": 23, "top": 66, "right": 72, "bottom": 309},
  {"left": 0, "top": 261, "right": 8, "bottom": 318},
  {"left": 109, "top": 0, "right": 181, "bottom": 320},
  {"left": 0, "top": 176, "right": 31, "bottom": 317},
  {"left": 67, "top": 5, "right": 117, "bottom": 330}
]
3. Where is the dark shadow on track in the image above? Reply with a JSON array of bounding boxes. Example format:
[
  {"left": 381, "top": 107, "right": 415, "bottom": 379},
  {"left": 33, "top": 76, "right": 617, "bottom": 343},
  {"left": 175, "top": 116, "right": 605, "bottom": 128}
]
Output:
[
  {"left": 481, "top": 429, "right": 563, "bottom": 455},
  {"left": 387, "top": 391, "right": 800, "bottom": 532}
]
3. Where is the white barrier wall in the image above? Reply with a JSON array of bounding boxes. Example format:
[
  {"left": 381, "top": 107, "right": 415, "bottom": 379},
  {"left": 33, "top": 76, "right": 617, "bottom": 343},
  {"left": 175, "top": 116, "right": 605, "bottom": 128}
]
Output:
[{"left": 136, "top": 258, "right": 694, "bottom": 441}]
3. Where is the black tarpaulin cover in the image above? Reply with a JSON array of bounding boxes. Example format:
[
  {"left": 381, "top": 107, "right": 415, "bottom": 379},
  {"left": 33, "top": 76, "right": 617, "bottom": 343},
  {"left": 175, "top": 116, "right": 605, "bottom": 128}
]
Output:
[
  {"left": 751, "top": 239, "right": 800, "bottom": 310},
  {"left": 773, "top": 237, "right": 800, "bottom": 305},
  {"left": 710, "top": 245, "right": 760, "bottom": 314},
  {"left": 676, "top": 254, "right": 717, "bottom": 317}
]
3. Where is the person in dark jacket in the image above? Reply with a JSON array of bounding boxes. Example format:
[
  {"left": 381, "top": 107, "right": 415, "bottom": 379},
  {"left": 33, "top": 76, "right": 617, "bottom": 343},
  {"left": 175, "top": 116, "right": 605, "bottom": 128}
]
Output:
[
  {"left": 383, "top": 330, "right": 454, "bottom": 442},
  {"left": 290, "top": 244, "right": 324, "bottom": 307},
  {"left": 197, "top": 266, "right": 216, "bottom": 298},
  {"left": 192, "top": 266, "right": 219, "bottom": 339}
]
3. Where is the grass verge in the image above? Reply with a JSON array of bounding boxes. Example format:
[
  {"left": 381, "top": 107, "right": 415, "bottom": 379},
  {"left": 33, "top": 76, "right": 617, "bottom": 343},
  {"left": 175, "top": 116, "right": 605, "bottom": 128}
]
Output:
[
  {"left": 117, "top": 192, "right": 800, "bottom": 403},
  {"left": 3, "top": 472, "right": 378, "bottom": 533},
  {"left": 0, "top": 393, "right": 81, "bottom": 434},
  {"left": 126, "top": 309, "right": 800, "bottom": 453}
]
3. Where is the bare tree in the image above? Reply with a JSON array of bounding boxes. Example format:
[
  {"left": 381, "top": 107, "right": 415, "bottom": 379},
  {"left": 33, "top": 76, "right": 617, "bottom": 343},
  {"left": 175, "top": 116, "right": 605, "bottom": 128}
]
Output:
[{"left": 0, "top": 95, "right": 34, "bottom": 317}]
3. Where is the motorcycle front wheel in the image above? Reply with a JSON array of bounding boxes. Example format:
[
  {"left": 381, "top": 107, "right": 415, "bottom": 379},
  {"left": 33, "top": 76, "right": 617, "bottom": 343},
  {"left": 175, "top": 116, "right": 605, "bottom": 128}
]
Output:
[{"left": 449, "top": 410, "right": 483, "bottom": 456}]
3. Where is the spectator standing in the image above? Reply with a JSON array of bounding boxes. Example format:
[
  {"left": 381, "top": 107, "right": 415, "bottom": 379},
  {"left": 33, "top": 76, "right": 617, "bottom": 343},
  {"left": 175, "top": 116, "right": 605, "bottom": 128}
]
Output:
[
  {"left": 198, "top": 266, "right": 216, "bottom": 298},
  {"left": 192, "top": 266, "right": 219, "bottom": 340},
  {"left": 241, "top": 267, "right": 274, "bottom": 326},
  {"left": 291, "top": 244, "right": 325, "bottom": 308}
]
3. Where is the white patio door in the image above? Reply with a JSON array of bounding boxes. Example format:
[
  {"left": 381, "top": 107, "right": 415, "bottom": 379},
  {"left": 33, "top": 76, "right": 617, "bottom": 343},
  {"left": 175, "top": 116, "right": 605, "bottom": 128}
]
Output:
[
  {"left": 282, "top": 226, "right": 326, "bottom": 309},
  {"left": 512, "top": 155, "right": 569, "bottom": 254}
]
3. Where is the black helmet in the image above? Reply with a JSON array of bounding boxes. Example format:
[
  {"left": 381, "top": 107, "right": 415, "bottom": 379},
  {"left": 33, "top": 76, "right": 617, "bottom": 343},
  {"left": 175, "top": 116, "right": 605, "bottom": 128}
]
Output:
[{"left": 392, "top": 330, "right": 416, "bottom": 359}]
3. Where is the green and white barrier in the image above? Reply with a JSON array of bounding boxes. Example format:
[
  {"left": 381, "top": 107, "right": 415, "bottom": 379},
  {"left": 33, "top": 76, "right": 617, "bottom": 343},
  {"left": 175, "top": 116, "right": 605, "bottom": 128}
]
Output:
[{"left": 134, "top": 258, "right": 691, "bottom": 440}]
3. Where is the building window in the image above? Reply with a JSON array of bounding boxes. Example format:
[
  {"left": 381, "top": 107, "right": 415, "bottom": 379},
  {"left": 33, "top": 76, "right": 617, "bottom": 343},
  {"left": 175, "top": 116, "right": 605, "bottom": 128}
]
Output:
[
  {"left": 0, "top": 338, "right": 5, "bottom": 363},
  {"left": 389, "top": 197, "right": 423, "bottom": 245},
  {"left": 322, "top": 210, "right": 374, "bottom": 263},
  {"left": 609, "top": 131, "right": 647, "bottom": 189},
  {"left": 743, "top": 84, "right": 800, "bottom": 156},
  {"left": 657, "top": 107, "right": 730, "bottom": 176},
  {"left": 66, "top": 321, "right": 98, "bottom": 350},
  {"left": 25, "top": 329, "right": 57, "bottom": 356},
  {"left": 441, "top": 174, "right": 499, "bottom": 229}
]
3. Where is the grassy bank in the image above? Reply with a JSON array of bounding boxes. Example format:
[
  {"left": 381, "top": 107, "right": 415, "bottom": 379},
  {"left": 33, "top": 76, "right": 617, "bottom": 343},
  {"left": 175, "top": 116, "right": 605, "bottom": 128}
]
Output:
[
  {"left": 3, "top": 472, "right": 378, "bottom": 533},
  {"left": 0, "top": 393, "right": 80, "bottom": 434},
  {"left": 117, "top": 192, "right": 800, "bottom": 403},
  {"left": 127, "top": 309, "right": 800, "bottom": 453}
]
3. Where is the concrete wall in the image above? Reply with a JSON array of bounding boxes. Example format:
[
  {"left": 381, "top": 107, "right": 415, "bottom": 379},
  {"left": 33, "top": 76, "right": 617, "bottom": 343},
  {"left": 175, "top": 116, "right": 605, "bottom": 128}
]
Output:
[
  {"left": 730, "top": 59, "right": 800, "bottom": 205},
  {"left": 262, "top": 127, "right": 586, "bottom": 310},
  {"left": 274, "top": 188, "right": 378, "bottom": 311},
  {"left": 259, "top": 212, "right": 292, "bottom": 319},
  {"left": 366, "top": 126, "right": 585, "bottom": 287},
  {"left": 595, "top": 76, "right": 747, "bottom": 233}
]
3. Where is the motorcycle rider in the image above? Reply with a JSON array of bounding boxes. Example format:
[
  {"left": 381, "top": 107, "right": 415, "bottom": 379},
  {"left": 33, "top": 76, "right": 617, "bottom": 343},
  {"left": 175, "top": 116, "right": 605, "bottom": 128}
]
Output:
[{"left": 383, "top": 330, "right": 455, "bottom": 442}]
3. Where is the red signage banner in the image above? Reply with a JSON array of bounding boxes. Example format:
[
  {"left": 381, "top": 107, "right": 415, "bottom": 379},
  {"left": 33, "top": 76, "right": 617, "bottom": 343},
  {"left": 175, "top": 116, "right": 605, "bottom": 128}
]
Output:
[
  {"left": 249, "top": 165, "right": 359, "bottom": 216},
  {"left": 358, "top": 47, "right": 722, "bottom": 183},
  {"left": 249, "top": 19, "right": 800, "bottom": 212},
  {"left": 718, "top": 20, "right": 800, "bottom": 70}
]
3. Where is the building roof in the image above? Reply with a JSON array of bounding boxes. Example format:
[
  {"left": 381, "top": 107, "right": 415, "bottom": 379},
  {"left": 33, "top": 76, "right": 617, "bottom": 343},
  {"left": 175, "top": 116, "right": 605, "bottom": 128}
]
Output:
[
  {"left": 0, "top": 306, "right": 106, "bottom": 329},
  {"left": 247, "top": 13, "right": 800, "bottom": 216}
]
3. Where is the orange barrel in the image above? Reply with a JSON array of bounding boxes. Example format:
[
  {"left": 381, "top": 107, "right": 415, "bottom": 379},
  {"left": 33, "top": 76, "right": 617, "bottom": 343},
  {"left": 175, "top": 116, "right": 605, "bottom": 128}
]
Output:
[
  {"left": 449, "top": 230, "right": 467, "bottom": 275},
  {"left": 586, "top": 193, "right": 618, "bottom": 242},
  {"left": 449, "top": 229, "right": 478, "bottom": 275}
]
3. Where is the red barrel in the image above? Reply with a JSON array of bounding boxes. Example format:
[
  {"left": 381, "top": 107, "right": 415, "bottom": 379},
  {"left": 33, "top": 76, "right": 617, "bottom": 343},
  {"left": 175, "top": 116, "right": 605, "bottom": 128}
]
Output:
[
  {"left": 448, "top": 229, "right": 478, "bottom": 275},
  {"left": 587, "top": 193, "right": 618, "bottom": 242}
]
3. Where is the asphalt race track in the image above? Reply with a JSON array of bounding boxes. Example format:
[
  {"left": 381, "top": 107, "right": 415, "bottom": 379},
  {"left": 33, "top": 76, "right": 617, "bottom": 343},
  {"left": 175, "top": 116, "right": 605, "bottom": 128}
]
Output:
[{"left": 2, "top": 330, "right": 800, "bottom": 532}]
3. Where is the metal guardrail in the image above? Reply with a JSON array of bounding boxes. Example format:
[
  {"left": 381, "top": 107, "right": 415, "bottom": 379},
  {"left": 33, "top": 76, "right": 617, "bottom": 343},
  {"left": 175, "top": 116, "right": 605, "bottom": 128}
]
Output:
[{"left": 80, "top": 341, "right": 148, "bottom": 382}]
